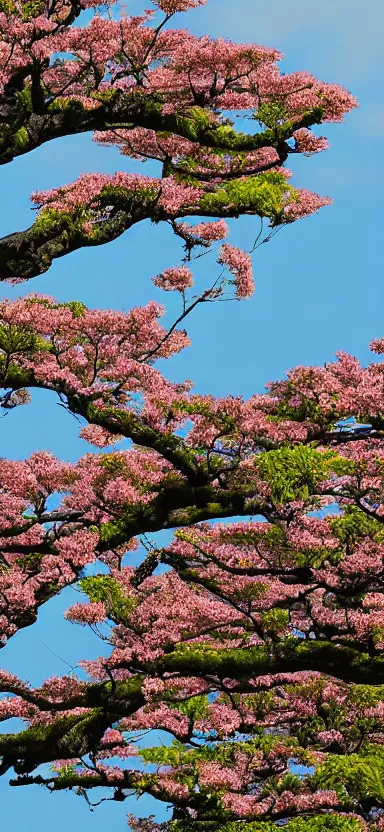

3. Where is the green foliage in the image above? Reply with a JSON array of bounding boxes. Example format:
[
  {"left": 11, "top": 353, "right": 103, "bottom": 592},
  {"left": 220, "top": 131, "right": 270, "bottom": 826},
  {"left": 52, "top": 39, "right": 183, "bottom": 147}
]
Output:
[
  {"left": 169, "top": 813, "right": 364, "bottom": 832},
  {"left": 284, "top": 819, "right": 364, "bottom": 832},
  {"left": 261, "top": 608, "right": 289, "bottom": 636},
  {"left": 16, "top": 552, "right": 44, "bottom": 572},
  {"left": 79, "top": 574, "right": 137, "bottom": 622},
  {"left": 16, "top": 88, "right": 33, "bottom": 112},
  {"left": 140, "top": 734, "right": 301, "bottom": 771},
  {"left": 19, "top": 0, "right": 45, "bottom": 19},
  {"left": 21, "top": 295, "right": 87, "bottom": 319},
  {"left": 198, "top": 172, "right": 294, "bottom": 222},
  {"left": 256, "top": 99, "right": 289, "bottom": 128},
  {"left": 174, "top": 107, "right": 217, "bottom": 142},
  {"left": 260, "top": 771, "right": 304, "bottom": 800},
  {"left": 173, "top": 695, "right": 209, "bottom": 721},
  {"left": 0, "top": 0, "right": 38, "bottom": 11},
  {"left": 0, "top": 712, "right": 87, "bottom": 754},
  {"left": 314, "top": 747, "right": 384, "bottom": 805},
  {"left": 97, "top": 517, "right": 130, "bottom": 547},
  {"left": 349, "top": 683, "right": 384, "bottom": 709},
  {"left": 0, "top": 322, "right": 51, "bottom": 355},
  {"left": 99, "top": 453, "right": 129, "bottom": 475},
  {"left": 33, "top": 207, "right": 73, "bottom": 233},
  {"left": 100, "top": 182, "right": 160, "bottom": 207},
  {"left": 12, "top": 127, "right": 30, "bottom": 152},
  {"left": 295, "top": 544, "right": 343, "bottom": 570},
  {"left": 47, "top": 96, "right": 89, "bottom": 116},
  {"left": 254, "top": 445, "right": 345, "bottom": 504},
  {"left": 59, "top": 300, "right": 87, "bottom": 318},
  {"left": 331, "top": 505, "right": 384, "bottom": 545}
]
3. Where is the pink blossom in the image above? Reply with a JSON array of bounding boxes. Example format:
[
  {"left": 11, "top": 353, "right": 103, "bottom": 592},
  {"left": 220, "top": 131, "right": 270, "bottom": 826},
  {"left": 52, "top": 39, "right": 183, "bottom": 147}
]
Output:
[
  {"left": 293, "top": 128, "right": 330, "bottom": 154},
  {"left": 218, "top": 244, "right": 255, "bottom": 298},
  {"left": 80, "top": 425, "right": 124, "bottom": 447},
  {"left": 152, "top": 266, "right": 194, "bottom": 293},
  {"left": 283, "top": 188, "right": 333, "bottom": 221},
  {"left": 370, "top": 337, "right": 384, "bottom": 354},
  {"left": 153, "top": 0, "right": 207, "bottom": 11},
  {"left": 65, "top": 602, "right": 106, "bottom": 625}
]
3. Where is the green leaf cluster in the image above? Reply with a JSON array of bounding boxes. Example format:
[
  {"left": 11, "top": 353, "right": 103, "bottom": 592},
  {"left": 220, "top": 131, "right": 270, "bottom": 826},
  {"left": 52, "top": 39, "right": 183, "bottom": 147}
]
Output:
[
  {"left": 79, "top": 574, "right": 137, "bottom": 622},
  {"left": 314, "top": 747, "right": 384, "bottom": 804},
  {"left": 331, "top": 505, "right": 384, "bottom": 545},
  {"left": 199, "top": 172, "right": 293, "bottom": 222},
  {"left": 254, "top": 445, "right": 347, "bottom": 503},
  {"left": 0, "top": 323, "right": 51, "bottom": 356}
]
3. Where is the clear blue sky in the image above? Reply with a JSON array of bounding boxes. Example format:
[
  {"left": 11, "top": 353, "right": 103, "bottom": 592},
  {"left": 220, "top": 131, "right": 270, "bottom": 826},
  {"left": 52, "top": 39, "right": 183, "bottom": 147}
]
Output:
[{"left": 0, "top": 0, "right": 383, "bottom": 828}]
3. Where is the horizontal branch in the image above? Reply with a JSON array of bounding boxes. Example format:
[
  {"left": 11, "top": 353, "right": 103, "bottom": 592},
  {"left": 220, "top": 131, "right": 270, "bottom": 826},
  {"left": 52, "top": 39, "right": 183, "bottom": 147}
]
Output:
[
  {"left": 0, "top": 92, "right": 323, "bottom": 165},
  {"left": 1, "top": 639, "right": 384, "bottom": 778},
  {"left": 0, "top": 482, "right": 266, "bottom": 646},
  {"left": 0, "top": 202, "right": 143, "bottom": 281},
  {"left": 0, "top": 169, "right": 291, "bottom": 281}
]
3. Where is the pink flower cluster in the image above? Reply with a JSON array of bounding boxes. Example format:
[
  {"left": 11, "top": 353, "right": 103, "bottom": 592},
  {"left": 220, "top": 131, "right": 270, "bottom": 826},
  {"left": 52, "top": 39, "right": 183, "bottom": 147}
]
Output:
[
  {"left": 31, "top": 173, "right": 202, "bottom": 218},
  {"left": 370, "top": 337, "right": 384, "bottom": 354},
  {"left": 153, "top": 0, "right": 207, "bottom": 11},
  {"left": 283, "top": 188, "right": 333, "bottom": 221},
  {"left": 218, "top": 244, "right": 255, "bottom": 298},
  {"left": 293, "top": 128, "right": 330, "bottom": 154},
  {"left": 190, "top": 220, "right": 229, "bottom": 242},
  {"left": 152, "top": 266, "right": 194, "bottom": 293},
  {"left": 79, "top": 425, "right": 124, "bottom": 447},
  {"left": 65, "top": 602, "right": 107, "bottom": 625}
]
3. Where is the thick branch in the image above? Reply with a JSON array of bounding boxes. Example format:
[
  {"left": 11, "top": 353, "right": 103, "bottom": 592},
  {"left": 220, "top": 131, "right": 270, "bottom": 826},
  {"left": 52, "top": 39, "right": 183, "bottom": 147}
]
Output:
[
  {"left": 0, "top": 173, "right": 287, "bottom": 281},
  {"left": 0, "top": 205, "right": 142, "bottom": 281},
  {"left": 0, "top": 93, "right": 323, "bottom": 165},
  {"left": 1, "top": 640, "right": 384, "bottom": 778}
]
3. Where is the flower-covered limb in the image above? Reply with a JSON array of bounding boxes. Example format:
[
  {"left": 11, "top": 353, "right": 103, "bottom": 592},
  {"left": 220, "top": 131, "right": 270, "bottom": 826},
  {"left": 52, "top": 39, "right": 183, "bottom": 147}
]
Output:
[
  {"left": 0, "top": 467, "right": 273, "bottom": 647},
  {"left": 0, "top": 170, "right": 329, "bottom": 283},
  {"left": 3, "top": 674, "right": 384, "bottom": 830},
  {"left": 0, "top": 89, "right": 325, "bottom": 166},
  {"left": 3, "top": 640, "right": 384, "bottom": 775}
]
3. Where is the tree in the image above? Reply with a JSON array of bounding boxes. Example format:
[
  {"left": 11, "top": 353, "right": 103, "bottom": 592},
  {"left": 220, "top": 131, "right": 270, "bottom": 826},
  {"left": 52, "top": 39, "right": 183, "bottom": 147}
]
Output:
[
  {"left": 0, "top": 0, "right": 356, "bottom": 279},
  {"left": 2, "top": 1, "right": 383, "bottom": 831}
]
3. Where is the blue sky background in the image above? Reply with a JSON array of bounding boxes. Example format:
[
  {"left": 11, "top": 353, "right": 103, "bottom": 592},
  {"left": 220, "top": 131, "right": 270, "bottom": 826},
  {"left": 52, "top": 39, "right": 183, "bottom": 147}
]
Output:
[{"left": 0, "top": 0, "right": 383, "bottom": 828}]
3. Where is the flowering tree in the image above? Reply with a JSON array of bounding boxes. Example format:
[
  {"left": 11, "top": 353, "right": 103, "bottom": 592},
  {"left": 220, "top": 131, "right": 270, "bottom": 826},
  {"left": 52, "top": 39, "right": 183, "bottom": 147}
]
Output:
[
  {"left": 0, "top": 0, "right": 357, "bottom": 279},
  {"left": 2, "top": 1, "right": 384, "bottom": 831}
]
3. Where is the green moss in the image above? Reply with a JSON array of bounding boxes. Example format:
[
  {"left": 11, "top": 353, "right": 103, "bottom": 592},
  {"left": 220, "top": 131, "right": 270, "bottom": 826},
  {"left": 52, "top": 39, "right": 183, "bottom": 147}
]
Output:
[
  {"left": 12, "top": 127, "right": 30, "bottom": 151},
  {"left": 33, "top": 208, "right": 73, "bottom": 233}
]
